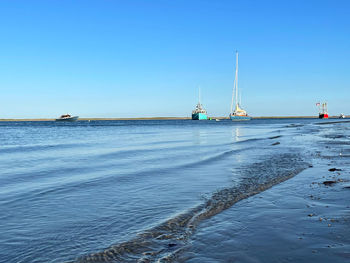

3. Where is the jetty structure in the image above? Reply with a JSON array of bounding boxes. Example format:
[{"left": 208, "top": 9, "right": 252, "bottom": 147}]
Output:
[
  {"left": 192, "top": 87, "right": 208, "bottom": 120},
  {"left": 229, "top": 51, "right": 251, "bottom": 121}
]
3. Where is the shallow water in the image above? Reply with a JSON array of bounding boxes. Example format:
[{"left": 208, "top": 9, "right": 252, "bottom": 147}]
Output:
[
  {"left": 183, "top": 121, "right": 350, "bottom": 263},
  {"left": 0, "top": 119, "right": 346, "bottom": 262}
]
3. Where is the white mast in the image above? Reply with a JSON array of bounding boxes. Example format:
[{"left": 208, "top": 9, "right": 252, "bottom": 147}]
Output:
[
  {"left": 230, "top": 74, "right": 235, "bottom": 114},
  {"left": 230, "top": 53, "right": 237, "bottom": 114},
  {"left": 230, "top": 81, "right": 235, "bottom": 114},
  {"left": 235, "top": 51, "right": 239, "bottom": 108}
]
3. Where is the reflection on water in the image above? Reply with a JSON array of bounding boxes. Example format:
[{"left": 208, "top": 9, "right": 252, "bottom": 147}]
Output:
[
  {"left": 0, "top": 119, "right": 319, "bottom": 263},
  {"left": 192, "top": 129, "right": 209, "bottom": 145},
  {"left": 233, "top": 126, "right": 241, "bottom": 142},
  {"left": 232, "top": 126, "right": 245, "bottom": 164}
]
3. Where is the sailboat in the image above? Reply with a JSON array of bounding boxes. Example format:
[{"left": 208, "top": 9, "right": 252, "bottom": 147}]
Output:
[
  {"left": 192, "top": 88, "right": 208, "bottom": 120},
  {"left": 229, "top": 51, "right": 251, "bottom": 121}
]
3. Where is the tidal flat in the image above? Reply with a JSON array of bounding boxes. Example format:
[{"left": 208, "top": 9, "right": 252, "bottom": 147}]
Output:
[{"left": 0, "top": 119, "right": 349, "bottom": 263}]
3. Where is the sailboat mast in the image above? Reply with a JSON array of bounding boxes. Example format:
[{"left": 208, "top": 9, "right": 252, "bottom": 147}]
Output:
[
  {"left": 230, "top": 74, "right": 235, "bottom": 114},
  {"left": 235, "top": 51, "right": 239, "bottom": 107},
  {"left": 230, "top": 53, "right": 237, "bottom": 114}
]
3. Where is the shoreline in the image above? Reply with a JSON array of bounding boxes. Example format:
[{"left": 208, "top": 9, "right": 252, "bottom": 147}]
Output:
[
  {"left": 182, "top": 121, "right": 350, "bottom": 262},
  {"left": 0, "top": 116, "right": 347, "bottom": 121},
  {"left": 2, "top": 115, "right": 349, "bottom": 263},
  {"left": 186, "top": 158, "right": 350, "bottom": 262}
]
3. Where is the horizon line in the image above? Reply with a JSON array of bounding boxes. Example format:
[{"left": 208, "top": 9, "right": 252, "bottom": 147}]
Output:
[{"left": 0, "top": 116, "right": 347, "bottom": 121}]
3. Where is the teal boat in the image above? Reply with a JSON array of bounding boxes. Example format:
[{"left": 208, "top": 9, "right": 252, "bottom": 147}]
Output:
[
  {"left": 192, "top": 112, "right": 208, "bottom": 120},
  {"left": 229, "top": 51, "right": 251, "bottom": 121},
  {"left": 192, "top": 88, "right": 208, "bottom": 120}
]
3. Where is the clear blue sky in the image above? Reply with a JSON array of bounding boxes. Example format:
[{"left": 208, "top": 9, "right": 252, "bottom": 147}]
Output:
[{"left": 0, "top": 0, "right": 349, "bottom": 118}]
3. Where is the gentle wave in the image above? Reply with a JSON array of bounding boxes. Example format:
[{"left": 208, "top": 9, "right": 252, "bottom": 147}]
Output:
[
  {"left": 1, "top": 134, "right": 270, "bottom": 204},
  {"left": 0, "top": 143, "right": 257, "bottom": 206},
  {"left": 69, "top": 153, "right": 309, "bottom": 263},
  {"left": 0, "top": 142, "right": 90, "bottom": 154}
]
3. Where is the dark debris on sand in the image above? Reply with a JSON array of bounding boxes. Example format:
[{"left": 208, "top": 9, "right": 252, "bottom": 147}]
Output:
[
  {"left": 328, "top": 168, "right": 342, "bottom": 172},
  {"left": 323, "top": 180, "right": 337, "bottom": 186}
]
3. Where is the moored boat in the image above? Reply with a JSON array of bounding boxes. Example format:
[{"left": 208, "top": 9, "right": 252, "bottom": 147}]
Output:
[
  {"left": 229, "top": 51, "right": 251, "bottom": 121},
  {"left": 316, "top": 102, "right": 328, "bottom": 119},
  {"left": 55, "top": 114, "right": 79, "bottom": 121},
  {"left": 192, "top": 88, "right": 208, "bottom": 120},
  {"left": 339, "top": 113, "right": 345, "bottom": 119}
]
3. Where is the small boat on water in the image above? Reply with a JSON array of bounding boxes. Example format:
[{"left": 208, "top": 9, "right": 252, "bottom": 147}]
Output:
[
  {"left": 192, "top": 88, "right": 208, "bottom": 120},
  {"left": 316, "top": 102, "right": 328, "bottom": 119},
  {"left": 55, "top": 114, "right": 79, "bottom": 121},
  {"left": 339, "top": 113, "right": 345, "bottom": 119},
  {"left": 229, "top": 51, "right": 251, "bottom": 121}
]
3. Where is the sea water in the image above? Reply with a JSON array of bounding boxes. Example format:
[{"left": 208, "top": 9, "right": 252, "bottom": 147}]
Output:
[{"left": 0, "top": 119, "right": 342, "bottom": 262}]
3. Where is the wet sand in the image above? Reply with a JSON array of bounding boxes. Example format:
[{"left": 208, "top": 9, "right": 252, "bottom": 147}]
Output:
[
  {"left": 184, "top": 163, "right": 350, "bottom": 262},
  {"left": 184, "top": 123, "right": 350, "bottom": 263}
]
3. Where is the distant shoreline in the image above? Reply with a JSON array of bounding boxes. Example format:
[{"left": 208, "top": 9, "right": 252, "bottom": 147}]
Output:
[{"left": 0, "top": 116, "right": 347, "bottom": 121}]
